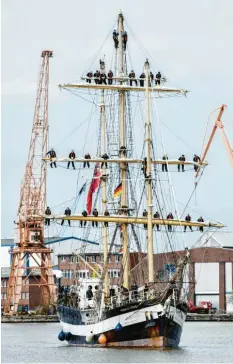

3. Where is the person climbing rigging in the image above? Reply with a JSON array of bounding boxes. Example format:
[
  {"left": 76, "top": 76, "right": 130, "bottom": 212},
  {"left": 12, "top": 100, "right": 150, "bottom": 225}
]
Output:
[
  {"left": 61, "top": 207, "right": 71, "bottom": 226},
  {"left": 184, "top": 214, "right": 192, "bottom": 232},
  {"left": 193, "top": 154, "right": 201, "bottom": 172},
  {"left": 45, "top": 207, "right": 51, "bottom": 226},
  {"left": 84, "top": 153, "right": 91, "bottom": 168},
  {"left": 178, "top": 154, "right": 185, "bottom": 172},
  {"left": 167, "top": 212, "right": 174, "bottom": 232},
  {"left": 104, "top": 210, "right": 110, "bottom": 227},
  {"left": 119, "top": 146, "right": 127, "bottom": 156},
  {"left": 94, "top": 70, "right": 100, "bottom": 84},
  {"left": 108, "top": 70, "right": 113, "bottom": 85},
  {"left": 153, "top": 211, "right": 160, "bottom": 231},
  {"left": 122, "top": 30, "right": 128, "bottom": 50},
  {"left": 155, "top": 71, "right": 161, "bottom": 85},
  {"left": 162, "top": 154, "right": 168, "bottom": 172},
  {"left": 129, "top": 71, "right": 137, "bottom": 86},
  {"left": 67, "top": 150, "right": 76, "bottom": 169},
  {"left": 92, "top": 208, "right": 98, "bottom": 227},
  {"left": 143, "top": 209, "right": 148, "bottom": 229},
  {"left": 80, "top": 210, "right": 87, "bottom": 227},
  {"left": 46, "top": 148, "right": 57, "bottom": 168},
  {"left": 113, "top": 29, "right": 119, "bottom": 48},
  {"left": 150, "top": 71, "right": 154, "bottom": 85},
  {"left": 100, "top": 73, "right": 107, "bottom": 85},
  {"left": 101, "top": 153, "right": 109, "bottom": 168},
  {"left": 139, "top": 73, "right": 145, "bottom": 87},
  {"left": 86, "top": 71, "right": 93, "bottom": 83},
  {"left": 197, "top": 216, "right": 204, "bottom": 232}
]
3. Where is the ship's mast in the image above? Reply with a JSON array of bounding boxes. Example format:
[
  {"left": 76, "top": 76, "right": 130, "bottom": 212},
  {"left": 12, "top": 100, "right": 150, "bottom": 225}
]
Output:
[
  {"left": 145, "top": 60, "right": 154, "bottom": 283},
  {"left": 100, "top": 89, "right": 109, "bottom": 295},
  {"left": 118, "top": 12, "right": 129, "bottom": 289}
]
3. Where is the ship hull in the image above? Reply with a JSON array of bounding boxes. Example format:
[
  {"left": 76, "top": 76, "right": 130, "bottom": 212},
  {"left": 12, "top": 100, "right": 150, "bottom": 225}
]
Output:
[{"left": 57, "top": 303, "right": 186, "bottom": 348}]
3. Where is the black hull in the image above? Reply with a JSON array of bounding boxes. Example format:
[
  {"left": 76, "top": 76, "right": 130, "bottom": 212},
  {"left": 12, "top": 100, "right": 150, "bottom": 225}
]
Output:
[
  {"left": 67, "top": 316, "right": 182, "bottom": 348},
  {"left": 57, "top": 304, "right": 186, "bottom": 348}
]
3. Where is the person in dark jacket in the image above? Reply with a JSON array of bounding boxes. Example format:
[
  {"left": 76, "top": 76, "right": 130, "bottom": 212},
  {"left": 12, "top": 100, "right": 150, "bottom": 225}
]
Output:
[
  {"left": 80, "top": 210, "right": 87, "bottom": 227},
  {"left": 101, "top": 153, "right": 109, "bottom": 168},
  {"left": 86, "top": 286, "right": 93, "bottom": 300},
  {"left": 139, "top": 73, "right": 146, "bottom": 87},
  {"left": 178, "top": 154, "right": 185, "bottom": 172},
  {"left": 92, "top": 208, "right": 98, "bottom": 227},
  {"left": 155, "top": 71, "right": 161, "bottom": 85},
  {"left": 162, "top": 154, "right": 168, "bottom": 172},
  {"left": 184, "top": 214, "right": 192, "bottom": 232},
  {"left": 104, "top": 210, "right": 110, "bottom": 227},
  {"left": 143, "top": 209, "right": 148, "bottom": 229},
  {"left": 108, "top": 70, "right": 113, "bottom": 85},
  {"left": 167, "top": 212, "right": 174, "bottom": 232},
  {"left": 113, "top": 30, "right": 119, "bottom": 48},
  {"left": 86, "top": 71, "right": 93, "bottom": 83},
  {"left": 84, "top": 153, "right": 91, "bottom": 168},
  {"left": 153, "top": 211, "right": 160, "bottom": 231},
  {"left": 122, "top": 30, "right": 128, "bottom": 50},
  {"left": 46, "top": 148, "right": 57, "bottom": 168},
  {"left": 150, "top": 71, "right": 154, "bottom": 85},
  {"left": 94, "top": 70, "right": 100, "bottom": 84},
  {"left": 67, "top": 150, "right": 75, "bottom": 169},
  {"left": 61, "top": 207, "right": 71, "bottom": 226},
  {"left": 193, "top": 154, "right": 201, "bottom": 172},
  {"left": 100, "top": 73, "right": 107, "bottom": 85},
  {"left": 129, "top": 71, "right": 137, "bottom": 86},
  {"left": 197, "top": 216, "right": 204, "bottom": 232},
  {"left": 45, "top": 207, "right": 51, "bottom": 226}
]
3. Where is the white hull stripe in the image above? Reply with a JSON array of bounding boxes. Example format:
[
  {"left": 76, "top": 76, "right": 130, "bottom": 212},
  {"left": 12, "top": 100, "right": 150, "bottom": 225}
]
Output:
[{"left": 60, "top": 305, "right": 185, "bottom": 336}]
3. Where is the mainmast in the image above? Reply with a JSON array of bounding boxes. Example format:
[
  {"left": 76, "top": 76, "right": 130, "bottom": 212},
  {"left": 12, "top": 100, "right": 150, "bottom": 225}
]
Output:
[
  {"left": 100, "top": 89, "right": 109, "bottom": 295},
  {"left": 145, "top": 60, "right": 154, "bottom": 283},
  {"left": 118, "top": 12, "right": 129, "bottom": 289}
]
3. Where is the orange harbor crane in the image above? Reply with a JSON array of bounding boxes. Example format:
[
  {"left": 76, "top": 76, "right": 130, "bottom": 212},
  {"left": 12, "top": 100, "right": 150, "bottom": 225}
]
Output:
[
  {"left": 4, "top": 50, "right": 56, "bottom": 314},
  {"left": 196, "top": 104, "right": 233, "bottom": 178}
]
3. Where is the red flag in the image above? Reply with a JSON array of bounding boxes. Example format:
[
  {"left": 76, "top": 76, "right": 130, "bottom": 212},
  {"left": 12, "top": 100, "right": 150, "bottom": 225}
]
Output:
[{"left": 86, "top": 163, "right": 101, "bottom": 214}]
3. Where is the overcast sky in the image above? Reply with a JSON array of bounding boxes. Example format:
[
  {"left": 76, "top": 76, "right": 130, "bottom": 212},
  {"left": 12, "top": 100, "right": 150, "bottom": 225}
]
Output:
[{"left": 2, "top": 0, "right": 233, "bottom": 243}]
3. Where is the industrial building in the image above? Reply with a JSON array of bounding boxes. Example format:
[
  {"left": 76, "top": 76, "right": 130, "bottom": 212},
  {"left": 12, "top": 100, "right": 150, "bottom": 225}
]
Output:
[{"left": 1, "top": 232, "right": 233, "bottom": 312}]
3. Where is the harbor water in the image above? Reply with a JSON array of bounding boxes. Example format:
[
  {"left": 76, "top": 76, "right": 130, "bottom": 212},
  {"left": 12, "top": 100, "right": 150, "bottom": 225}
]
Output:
[{"left": 2, "top": 322, "right": 233, "bottom": 363}]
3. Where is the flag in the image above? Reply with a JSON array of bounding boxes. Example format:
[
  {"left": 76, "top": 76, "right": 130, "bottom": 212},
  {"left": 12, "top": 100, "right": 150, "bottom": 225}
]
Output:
[
  {"left": 78, "top": 182, "right": 87, "bottom": 196},
  {"left": 118, "top": 246, "right": 123, "bottom": 253},
  {"left": 86, "top": 163, "right": 101, "bottom": 214},
  {"left": 113, "top": 183, "right": 122, "bottom": 198}
]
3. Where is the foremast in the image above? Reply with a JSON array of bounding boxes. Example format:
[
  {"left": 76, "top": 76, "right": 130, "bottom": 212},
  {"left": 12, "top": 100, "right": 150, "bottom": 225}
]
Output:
[
  {"left": 117, "top": 12, "right": 130, "bottom": 290},
  {"left": 145, "top": 60, "right": 154, "bottom": 283}
]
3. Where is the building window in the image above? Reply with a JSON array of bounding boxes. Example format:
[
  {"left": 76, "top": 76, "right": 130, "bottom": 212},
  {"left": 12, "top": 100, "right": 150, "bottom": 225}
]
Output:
[
  {"left": 85, "top": 255, "right": 89, "bottom": 262},
  {"left": 108, "top": 256, "right": 112, "bottom": 263},
  {"left": 26, "top": 293, "right": 29, "bottom": 300},
  {"left": 69, "top": 256, "right": 74, "bottom": 263},
  {"left": 21, "top": 292, "right": 26, "bottom": 299},
  {"left": 91, "top": 256, "right": 96, "bottom": 263},
  {"left": 115, "top": 255, "right": 119, "bottom": 263},
  {"left": 100, "top": 255, "right": 104, "bottom": 263},
  {"left": 60, "top": 256, "right": 66, "bottom": 262},
  {"left": 3, "top": 293, "right": 7, "bottom": 299},
  {"left": 76, "top": 256, "right": 79, "bottom": 263}
]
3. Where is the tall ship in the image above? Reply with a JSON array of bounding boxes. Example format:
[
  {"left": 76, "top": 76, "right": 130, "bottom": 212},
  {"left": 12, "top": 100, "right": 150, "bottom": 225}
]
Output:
[{"left": 45, "top": 13, "right": 223, "bottom": 347}]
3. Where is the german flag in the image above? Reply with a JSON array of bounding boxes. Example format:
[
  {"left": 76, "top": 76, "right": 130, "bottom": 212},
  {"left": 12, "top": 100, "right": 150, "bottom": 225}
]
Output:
[{"left": 113, "top": 182, "right": 122, "bottom": 198}]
